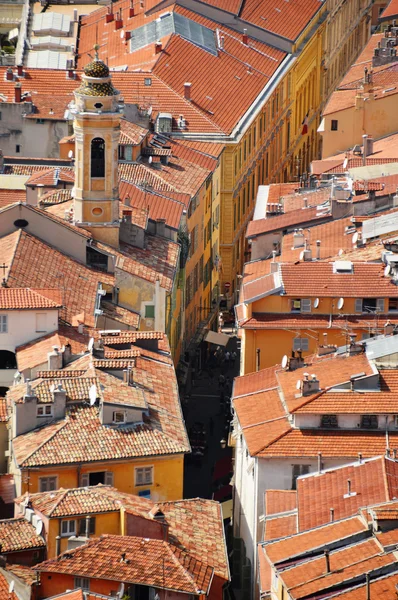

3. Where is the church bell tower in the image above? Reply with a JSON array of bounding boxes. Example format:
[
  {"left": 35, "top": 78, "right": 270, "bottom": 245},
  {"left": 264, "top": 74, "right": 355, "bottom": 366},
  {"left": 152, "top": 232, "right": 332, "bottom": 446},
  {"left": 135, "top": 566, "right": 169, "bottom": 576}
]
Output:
[{"left": 72, "top": 47, "right": 122, "bottom": 248}]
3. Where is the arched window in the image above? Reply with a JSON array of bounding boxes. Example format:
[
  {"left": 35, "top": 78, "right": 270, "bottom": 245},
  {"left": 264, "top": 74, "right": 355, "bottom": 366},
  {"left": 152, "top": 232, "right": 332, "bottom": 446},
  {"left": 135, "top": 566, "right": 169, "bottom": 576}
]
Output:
[
  {"left": 91, "top": 138, "right": 105, "bottom": 178},
  {"left": 0, "top": 350, "right": 16, "bottom": 369}
]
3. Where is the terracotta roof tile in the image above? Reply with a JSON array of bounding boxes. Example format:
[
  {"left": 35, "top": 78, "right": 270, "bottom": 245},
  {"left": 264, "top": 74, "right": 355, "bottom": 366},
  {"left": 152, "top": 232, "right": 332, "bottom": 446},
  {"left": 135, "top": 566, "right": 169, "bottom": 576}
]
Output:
[
  {"left": 0, "top": 399, "right": 9, "bottom": 423},
  {"left": 0, "top": 475, "right": 15, "bottom": 504},
  {"left": 265, "top": 490, "right": 298, "bottom": 516},
  {"left": 36, "top": 535, "right": 214, "bottom": 595},
  {"left": 0, "top": 518, "right": 45, "bottom": 552},
  {"left": 119, "top": 119, "right": 148, "bottom": 146},
  {"left": 0, "top": 287, "right": 62, "bottom": 310},
  {"left": 264, "top": 514, "right": 298, "bottom": 541},
  {"left": 0, "top": 571, "right": 18, "bottom": 600},
  {"left": 40, "top": 189, "right": 72, "bottom": 206},
  {"left": 246, "top": 206, "right": 331, "bottom": 238},
  {"left": 240, "top": 313, "right": 397, "bottom": 330},
  {"left": 0, "top": 189, "right": 25, "bottom": 208},
  {"left": 233, "top": 366, "right": 279, "bottom": 398},
  {"left": 5, "top": 564, "right": 36, "bottom": 587},
  {"left": 26, "top": 168, "right": 74, "bottom": 187},
  {"left": 119, "top": 180, "right": 185, "bottom": 230},
  {"left": 241, "top": 272, "right": 281, "bottom": 303},
  {"left": 329, "top": 572, "right": 398, "bottom": 599},
  {"left": 297, "top": 456, "right": 398, "bottom": 531},
  {"left": 381, "top": 0, "right": 398, "bottom": 19}
]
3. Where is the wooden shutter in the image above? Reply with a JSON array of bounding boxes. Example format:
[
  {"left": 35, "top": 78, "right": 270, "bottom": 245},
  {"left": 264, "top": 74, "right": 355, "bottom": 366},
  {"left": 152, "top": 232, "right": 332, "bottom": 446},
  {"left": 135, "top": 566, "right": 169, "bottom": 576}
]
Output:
[
  {"left": 301, "top": 299, "right": 311, "bottom": 313},
  {"left": 355, "top": 298, "right": 363, "bottom": 312},
  {"left": 80, "top": 473, "right": 89, "bottom": 487},
  {"left": 376, "top": 298, "right": 385, "bottom": 312},
  {"left": 105, "top": 472, "right": 114, "bottom": 486}
]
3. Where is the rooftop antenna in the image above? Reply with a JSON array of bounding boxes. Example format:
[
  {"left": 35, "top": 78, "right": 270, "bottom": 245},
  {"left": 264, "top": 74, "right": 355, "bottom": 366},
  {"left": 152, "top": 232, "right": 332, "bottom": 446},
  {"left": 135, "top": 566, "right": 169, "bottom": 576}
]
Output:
[{"left": 0, "top": 262, "right": 8, "bottom": 287}]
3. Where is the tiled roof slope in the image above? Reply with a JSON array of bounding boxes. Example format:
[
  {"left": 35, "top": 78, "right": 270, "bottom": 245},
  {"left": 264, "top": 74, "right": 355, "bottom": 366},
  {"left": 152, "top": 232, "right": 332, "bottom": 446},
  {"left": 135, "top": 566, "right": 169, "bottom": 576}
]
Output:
[
  {"left": 119, "top": 180, "right": 185, "bottom": 230},
  {"left": 265, "top": 490, "right": 297, "bottom": 516},
  {"left": 35, "top": 535, "right": 214, "bottom": 595},
  {"left": 1, "top": 230, "right": 114, "bottom": 327},
  {"left": 246, "top": 206, "right": 331, "bottom": 238},
  {"left": 0, "top": 189, "right": 25, "bottom": 209},
  {"left": 297, "top": 456, "right": 398, "bottom": 531},
  {"left": 0, "top": 518, "right": 45, "bottom": 552},
  {"left": 380, "top": 0, "right": 398, "bottom": 20},
  {"left": 0, "top": 571, "right": 18, "bottom": 600},
  {"left": 280, "top": 261, "right": 398, "bottom": 297},
  {"left": 264, "top": 514, "right": 298, "bottom": 541},
  {"left": 119, "top": 119, "right": 148, "bottom": 146},
  {"left": 0, "top": 288, "right": 62, "bottom": 310},
  {"left": 329, "top": 572, "right": 398, "bottom": 599}
]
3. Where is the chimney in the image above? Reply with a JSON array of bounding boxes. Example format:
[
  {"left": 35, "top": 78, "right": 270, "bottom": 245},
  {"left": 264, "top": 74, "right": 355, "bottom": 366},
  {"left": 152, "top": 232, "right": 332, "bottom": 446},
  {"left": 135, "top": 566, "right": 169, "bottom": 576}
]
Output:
[
  {"left": 330, "top": 508, "right": 334, "bottom": 522},
  {"left": 303, "top": 248, "right": 312, "bottom": 261},
  {"left": 184, "top": 82, "right": 192, "bottom": 101},
  {"left": 125, "top": 31, "right": 131, "bottom": 41},
  {"left": 293, "top": 229, "right": 305, "bottom": 249},
  {"left": 106, "top": 7, "right": 114, "bottom": 22},
  {"left": 129, "top": 4, "right": 135, "bottom": 17},
  {"left": 53, "top": 382, "right": 66, "bottom": 407},
  {"left": 56, "top": 536, "right": 61, "bottom": 556},
  {"left": 77, "top": 322, "right": 84, "bottom": 334},
  {"left": 317, "top": 452, "right": 322, "bottom": 474},
  {"left": 219, "top": 35, "right": 224, "bottom": 50},
  {"left": 17, "top": 64, "right": 23, "bottom": 77},
  {"left": 48, "top": 346, "right": 63, "bottom": 371},
  {"left": 362, "top": 134, "right": 368, "bottom": 166},
  {"left": 303, "top": 196, "right": 308, "bottom": 208},
  {"left": 324, "top": 550, "right": 330, "bottom": 574},
  {"left": 85, "top": 515, "right": 91, "bottom": 538},
  {"left": 302, "top": 373, "right": 320, "bottom": 396},
  {"left": 358, "top": 452, "right": 362, "bottom": 464},
  {"left": 73, "top": 8, "right": 78, "bottom": 21},
  {"left": 155, "top": 41, "right": 162, "bottom": 54},
  {"left": 366, "top": 572, "right": 370, "bottom": 600},
  {"left": 270, "top": 250, "right": 279, "bottom": 273},
  {"left": 14, "top": 83, "right": 22, "bottom": 103},
  {"left": 316, "top": 240, "right": 321, "bottom": 260},
  {"left": 115, "top": 11, "right": 123, "bottom": 29},
  {"left": 355, "top": 89, "right": 364, "bottom": 110},
  {"left": 366, "top": 136, "right": 374, "bottom": 156},
  {"left": 67, "top": 69, "right": 75, "bottom": 79},
  {"left": 155, "top": 218, "right": 166, "bottom": 237},
  {"left": 24, "top": 379, "right": 36, "bottom": 402},
  {"left": 6, "top": 67, "right": 13, "bottom": 81},
  {"left": 256, "top": 348, "right": 261, "bottom": 372},
  {"left": 123, "top": 369, "right": 129, "bottom": 384},
  {"left": 242, "top": 28, "right": 248, "bottom": 44},
  {"left": 347, "top": 479, "right": 352, "bottom": 496},
  {"left": 128, "top": 365, "right": 133, "bottom": 385}
]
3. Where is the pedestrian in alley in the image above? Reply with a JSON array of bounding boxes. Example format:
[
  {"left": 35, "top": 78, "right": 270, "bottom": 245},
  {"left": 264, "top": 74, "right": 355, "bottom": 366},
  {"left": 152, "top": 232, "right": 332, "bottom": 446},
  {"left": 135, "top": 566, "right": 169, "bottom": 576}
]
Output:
[
  {"left": 231, "top": 350, "right": 237, "bottom": 367},
  {"left": 218, "top": 373, "right": 225, "bottom": 389},
  {"left": 225, "top": 350, "right": 230, "bottom": 365},
  {"left": 225, "top": 376, "right": 231, "bottom": 395}
]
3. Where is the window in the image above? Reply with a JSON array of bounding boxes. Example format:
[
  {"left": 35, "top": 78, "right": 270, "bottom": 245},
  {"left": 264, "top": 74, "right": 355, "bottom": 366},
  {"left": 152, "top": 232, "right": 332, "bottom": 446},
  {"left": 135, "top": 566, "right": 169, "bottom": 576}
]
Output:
[
  {"left": 91, "top": 137, "right": 105, "bottom": 177},
  {"left": 293, "top": 337, "right": 309, "bottom": 352},
  {"left": 39, "top": 476, "right": 57, "bottom": 492},
  {"left": 36, "top": 313, "right": 46, "bottom": 332},
  {"left": 144, "top": 77, "right": 152, "bottom": 86},
  {"left": 80, "top": 471, "right": 114, "bottom": 487},
  {"left": 360, "top": 415, "right": 378, "bottom": 429},
  {"left": 0, "top": 315, "right": 7, "bottom": 333},
  {"left": 86, "top": 247, "right": 108, "bottom": 272},
  {"left": 138, "top": 489, "right": 151, "bottom": 499},
  {"left": 61, "top": 519, "right": 76, "bottom": 536},
  {"left": 356, "top": 298, "right": 384, "bottom": 313},
  {"left": 331, "top": 120, "right": 338, "bottom": 131},
  {"left": 320, "top": 414, "right": 339, "bottom": 429},
  {"left": 74, "top": 578, "right": 90, "bottom": 591},
  {"left": 135, "top": 466, "right": 153, "bottom": 486},
  {"left": 37, "top": 405, "right": 53, "bottom": 417},
  {"left": 291, "top": 464, "right": 310, "bottom": 489},
  {"left": 16, "top": 145, "right": 21, "bottom": 153},
  {"left": 145, "top": 305, "right": 155, "bottom": 319},
  {"left": 36, "top": 119, "right": 45, "bottom": 124},
  {"left": 389, "top": 299, "right": 398, "bottom": 312},
  {"left": 291, "top": 299, "right": 311, "bottom": 313},
  {"left": 113, "top": 411, "right": 126, "bottom": 423},
  {"left": 78, "top": 517, "right": 96, "bottom": 535}
]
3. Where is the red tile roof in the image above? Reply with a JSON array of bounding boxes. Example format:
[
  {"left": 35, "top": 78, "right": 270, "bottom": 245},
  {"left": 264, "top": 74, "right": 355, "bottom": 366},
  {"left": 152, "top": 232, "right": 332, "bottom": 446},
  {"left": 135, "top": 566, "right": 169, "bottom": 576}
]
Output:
[
  {"left": 239, "top": 313, "right": 392, "bottom": 331},
  {"left": 36, "top": 535, "right": 214, "bottom": 595},
  {"left": 0, "top": 288, "right": 62, "bottom": 310},
  {"left": 381, "top": 0, "right": 398, "bottom": 20},
  {"left": 0, "top": 518, "right": 45, "bottom": 553},
  {"left": 246, "top": 206, "right": 331, "bottom": 238},
  {"left": 119, "top": 119, "right": 148, "bottom": 146},
  {"left": 297, "top": 456, "right": 398, "bottom": 531},
  {"left": 26, "top": 168, "right": 74, "bottom": 187},
  {"left": 0, "top": 571, "right": 18, "bottom": 600},
  {"left": 0, "top": 189, "right": 25, "bottom": 209},
  {"left": 328, "top": 572, "right": 398, "bottom": 599},
  {"left": 264, "top": 514, "right": 298, "bottom": 541},
  {"left": 0, "top": 475, "right": 15, "bottom": 504},
  {"left": 241, "top": 272, "right": 281, "bottom": 303},
  {"left": 119, "top": 180, "right": 185, "bottom": 230},
  {"left": 233, "top": 366, "right": 279, "bottom": 398},
  {"left": 265, "top": 490, "right": 297, "bottom": 516}
]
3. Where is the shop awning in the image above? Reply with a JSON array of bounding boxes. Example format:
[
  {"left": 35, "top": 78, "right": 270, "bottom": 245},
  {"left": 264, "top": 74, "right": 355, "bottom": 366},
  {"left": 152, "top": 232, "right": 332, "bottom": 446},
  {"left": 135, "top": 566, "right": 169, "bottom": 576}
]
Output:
[{"left": 205, "top": 330, "right": 230, "bottom": 346}]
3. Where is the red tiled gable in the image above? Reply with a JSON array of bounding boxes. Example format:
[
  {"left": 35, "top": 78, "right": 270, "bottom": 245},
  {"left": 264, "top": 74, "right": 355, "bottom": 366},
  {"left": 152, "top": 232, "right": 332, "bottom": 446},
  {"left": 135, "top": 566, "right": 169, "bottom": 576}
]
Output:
[
  {"left": 258, "top": 428, "right": 398, "bottom": 458},
  {"left": 264, "top": 514, "right": 298, "bottom": 541},
  {"left": 26, "top": 168, "right": 74, "bottom": 187},
  {"left": 119, "top": 180, "right": 185, "bottom": 231},
  {"left": 0, "top": 189, "right": 25, "bottom": 209},
  {"left": 297, "top": 456, "right": 398, "bottom": 531},
  {"left": 3, "top": 230, "right": 114, "bottom": 327},
  {"left": 241, "top": 272, "right": 281, "bottom": 303},
  {"left": 35, "top": 535, "right": 214, "bottom": 595},
  {"left": 264, "top": 515, "right": 368, "bottom": 564},
  {"left": 281, "top": 539, "right": 394, "bottom": 599},
  {"left": 0, "top": 518, "right": 45, "bottom": 552},
  {"left": 381, "top": 0, "right": 398, "bottom": 19},
  {"left": 0, "top": 288, "right": 62, "bottom": 310},
  {"left": 280, "top": 261, "right": 398, "bottom": 297},
  {"left": 265, "top": 490, "right": 298, "bottom": 516},
  {"left": 246, "top": 206, "right": 330, "bottom": 238}
]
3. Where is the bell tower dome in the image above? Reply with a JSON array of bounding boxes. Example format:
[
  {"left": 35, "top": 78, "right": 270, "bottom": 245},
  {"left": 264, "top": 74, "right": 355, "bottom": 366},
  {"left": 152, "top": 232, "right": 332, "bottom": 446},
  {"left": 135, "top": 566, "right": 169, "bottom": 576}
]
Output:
[{"left": 72, "top": 47, "right": 122, "bottom": 248}]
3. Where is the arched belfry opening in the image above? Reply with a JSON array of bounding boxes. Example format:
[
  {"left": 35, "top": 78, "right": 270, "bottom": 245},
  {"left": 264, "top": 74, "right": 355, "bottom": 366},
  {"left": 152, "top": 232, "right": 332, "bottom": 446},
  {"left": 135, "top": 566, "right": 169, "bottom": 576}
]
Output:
[{"left": 91, "top": 137, "right": 105, "bottom": 177}]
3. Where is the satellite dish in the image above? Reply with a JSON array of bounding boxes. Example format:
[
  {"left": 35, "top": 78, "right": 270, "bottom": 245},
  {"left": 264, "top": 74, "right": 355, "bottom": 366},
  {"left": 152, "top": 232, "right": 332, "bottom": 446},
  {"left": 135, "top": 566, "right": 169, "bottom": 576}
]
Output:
[
  {"left": 281, "top": 355, "right": 288, "bottom": 369},
  {"left": 352, "top": 231, "right": 358, "bottom": 244},
  {"left": 117, "top": 583, "right": 125, "bottom": 599},
  {"left": 337, "top": 297, "right": 344, "bottom": 309},
  {"left": 88, "top": 337, "right": 94, "bottom": 353},
  {"left": 299, "top": 251, "right": 304, "bottom": 261},
  {"left": 89, "top": 384, "right": 97, "bottom": 406},
  {"left": 35, "top": 518, "right": 43, "bottom": 536},
  {"left": 313, "top": 298, "right": 319, "bottom": 308},
  {"left": 385, "top": 264, "right": 391, "bottom": 276},
  {"left": 67, "top": 149, "right": 74, "bottom": 159},
  {"left": 8, "top": 581, "right": 14, "bottom": 595},
  {"left": 338, "top": 249, "right": 344, "bottom": 256},
  {"left": 120, "top": 29, "right": 125, "bottom": 39},
  {"left": 296, "top": 380, "right": 301, "bottom": 390}
]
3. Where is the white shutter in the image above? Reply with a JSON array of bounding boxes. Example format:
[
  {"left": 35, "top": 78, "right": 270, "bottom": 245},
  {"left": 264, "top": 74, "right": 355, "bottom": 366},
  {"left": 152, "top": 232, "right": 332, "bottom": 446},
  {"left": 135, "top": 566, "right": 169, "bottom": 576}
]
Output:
[
  {"left": 355, "top": 299, "right": 363, "bottom": 313},
  {"left": 301, "top": 299, "right": 311, "bottom": 313},
  {"left": 376, "top": 298, "right": 385, "bottom": 312},
  {"left": 80, "top": 473, "right": 89, "bottom": 487},
  {"left": 105, "top": 472, "right": 114, "bottom": 486}
]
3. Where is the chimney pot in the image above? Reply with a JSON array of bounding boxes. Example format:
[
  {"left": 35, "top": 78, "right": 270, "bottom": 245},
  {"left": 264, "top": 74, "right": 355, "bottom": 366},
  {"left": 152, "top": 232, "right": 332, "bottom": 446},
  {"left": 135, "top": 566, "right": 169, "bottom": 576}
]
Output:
[
  {"left": 155, "top": 41, "right": 162, "bottom": 54},
  {"left": 330, "top": 507, "right": 334, "bottom": 522},
  {"left": 129, "top": 5, "right": 135, "bottom": 17},
  {"left": 242, "top": 28, "right": 248, "bottom": 44},
  {"left": 14, "top": 83, "right": 22, "bottom": 103},
  {"left": 317, "top": 452, "right": 322, "bottom": 474},
  {"left": 324, "top": 549, "right": 330, "bottom": 573},
  {"left": 358, "top": 452, "right": 362, "bottom": 463},
  {"left": 6, "top": 68, "right": 13, "bottom": 81},
  {"left": 184, "top": 82, "right": 192, "bottom": 101},
  {"left": 17, "top": 64, "right": 23, "bottom": 77}
]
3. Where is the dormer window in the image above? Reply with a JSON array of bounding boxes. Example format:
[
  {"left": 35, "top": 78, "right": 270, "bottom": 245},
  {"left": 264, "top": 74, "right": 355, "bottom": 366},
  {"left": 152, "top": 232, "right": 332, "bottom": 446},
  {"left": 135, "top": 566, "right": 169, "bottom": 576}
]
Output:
[
  {"left": 320, "top": 414, "right": 339, "bottom": 429},
  {"left": 360, "top": 415, "right": 378, "bottom": 429},
  {"left": 112, "top": 411, "right": 126, "bottom": 424},
  {"left": 291, "top": 299, "right": 311, "bottom": 313},
  {"left": 37, "top": 405, "right": 53, "bottom": 417}
]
